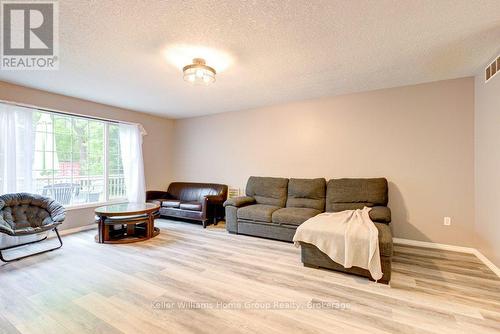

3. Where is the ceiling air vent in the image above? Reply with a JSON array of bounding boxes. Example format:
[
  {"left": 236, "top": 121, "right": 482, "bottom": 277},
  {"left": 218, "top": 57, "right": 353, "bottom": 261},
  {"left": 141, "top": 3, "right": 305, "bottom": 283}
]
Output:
[{"left": 485, "top": 55, "right": 500, "bottom": 83}]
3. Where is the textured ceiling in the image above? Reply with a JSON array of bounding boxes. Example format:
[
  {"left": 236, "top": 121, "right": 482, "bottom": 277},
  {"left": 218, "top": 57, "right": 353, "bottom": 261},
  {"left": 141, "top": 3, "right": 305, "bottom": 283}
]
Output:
[{"left": 1, "top": 0, "right": 500, "bottom": 119}]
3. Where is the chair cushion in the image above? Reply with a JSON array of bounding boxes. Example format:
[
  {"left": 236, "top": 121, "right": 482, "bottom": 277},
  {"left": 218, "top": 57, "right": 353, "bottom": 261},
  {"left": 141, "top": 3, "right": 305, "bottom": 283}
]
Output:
[
  {"left": 286, "top": 178, "right": 326, "bottom": 211},
  {"left": 161, "top": 200, "right": 181, "bottom": 208},
  {"left": 179, "top": 202, "right": 202, "bottom": 211},
  {"left": 245, "top": 177, "right": 289, "bottom": 207},
  {"left": 272, "top": 207, "right": 321, "bottom": 226},
  {"left": 237, "top": 204, "right": 281, "bottom": 223},
  {"left": 375, "top": 222, "right": 393, "bottom": 257},
  {"left": 0, "top": 193, "right": 65, "bottom": 237},
  {"left": 0, "top": 220, "right": 14, "bottom": 235},
  {"left": 13, "top": 222, "right": 61, "bottom": 236}
]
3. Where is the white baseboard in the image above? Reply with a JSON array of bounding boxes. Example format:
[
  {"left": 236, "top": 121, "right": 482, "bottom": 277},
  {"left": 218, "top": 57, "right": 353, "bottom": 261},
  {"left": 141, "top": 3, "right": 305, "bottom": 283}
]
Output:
[
  {"left": 394, "top": 237, "right": 500, "bottom": 278},
  {"left": 48, "top": 224, "right": 96, "bottom": 238},
  {"left": 61, "top": 224, "right": 97, "bottom": 235},
  {"left": 393, "top": 238, "right": 476, "bottom": 253},
  {"left": 472, "top": 250, "right": 500, "bottom": 278}
]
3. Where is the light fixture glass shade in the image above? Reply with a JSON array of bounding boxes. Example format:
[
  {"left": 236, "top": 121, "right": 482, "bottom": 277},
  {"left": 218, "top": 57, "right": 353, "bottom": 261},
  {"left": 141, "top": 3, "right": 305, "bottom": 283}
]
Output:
[{"left": 183, "top": 58, "right": 216, "bottom": 85}]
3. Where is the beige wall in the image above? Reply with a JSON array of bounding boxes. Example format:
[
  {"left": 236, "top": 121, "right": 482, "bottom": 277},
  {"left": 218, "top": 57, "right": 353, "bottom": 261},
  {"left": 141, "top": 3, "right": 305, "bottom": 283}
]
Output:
[
  {"left": 475, "top": 68, "right": 500, "bottom": 267},
  {"left": 0, "top": 78, "right": 481, "bottom": 251},
  {"left": 172, "top": 78, "right": 475, "bottom": 246},
  {"left": 0, "top": 81, "right": 174, "bottom": 231}
]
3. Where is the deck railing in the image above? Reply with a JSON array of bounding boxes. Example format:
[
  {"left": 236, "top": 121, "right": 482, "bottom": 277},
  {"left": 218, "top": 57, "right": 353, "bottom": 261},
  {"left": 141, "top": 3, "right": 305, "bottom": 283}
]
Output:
[{"left": 33, "top": 175, "right": 126, "bottom": 205}]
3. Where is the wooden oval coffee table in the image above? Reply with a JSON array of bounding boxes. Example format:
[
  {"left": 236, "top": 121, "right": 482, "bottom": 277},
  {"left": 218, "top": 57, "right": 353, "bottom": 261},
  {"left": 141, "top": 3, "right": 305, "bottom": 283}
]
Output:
[{"left": 95, "top": 202, "right": 160, "bottom": 244}]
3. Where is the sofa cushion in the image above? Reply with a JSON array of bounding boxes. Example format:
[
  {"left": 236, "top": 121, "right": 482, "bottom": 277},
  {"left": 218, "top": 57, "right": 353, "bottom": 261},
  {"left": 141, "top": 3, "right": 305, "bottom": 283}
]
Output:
[
  {"left": 319, "top": 203, "right": 391, "bottom": 224},
  {"left": 245, "top": 177, "right": 288, "bottom": 207},
  {"left": 286, "top": 178, "right": 326, "bottom": 211},
  {"left": 272, "top": 207, "right": 321, "bottom": 226},
  {"left": 161, "top": 200, "right": 181, "bottom": 208},
  {"left": 160, "top": 207, "right": 203, "bottom": 220},
  {"left": 326, "top": 178, "right": 388, "bottom": 212},
  {"left": 375, "top": 222, "right": 393, "bottom": 257},
  {"left": 179, "top": 202, "right": 202, "bottom": 211},
  {"left": 237, "top": 204, "right": 281, "bottom": 223}
]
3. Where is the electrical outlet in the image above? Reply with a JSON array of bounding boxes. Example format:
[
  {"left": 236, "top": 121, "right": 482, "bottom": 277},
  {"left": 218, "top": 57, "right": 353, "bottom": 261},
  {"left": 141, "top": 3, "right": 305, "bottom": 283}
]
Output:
[{"left": 444, "top": 217, "right": 451, "bottom": 226}]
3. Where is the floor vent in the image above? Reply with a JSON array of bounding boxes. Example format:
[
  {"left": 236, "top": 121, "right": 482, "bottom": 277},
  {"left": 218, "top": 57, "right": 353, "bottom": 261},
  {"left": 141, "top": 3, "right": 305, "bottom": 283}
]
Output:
[{"left": 485, "top": 55, "right": 500, "bottom": 83}]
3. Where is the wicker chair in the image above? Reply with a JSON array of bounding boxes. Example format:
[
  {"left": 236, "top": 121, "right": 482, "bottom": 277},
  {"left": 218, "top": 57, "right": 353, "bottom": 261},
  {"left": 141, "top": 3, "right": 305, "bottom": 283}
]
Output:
[{"left": 0, "top": 193, "right": 65, "bottom": 262}]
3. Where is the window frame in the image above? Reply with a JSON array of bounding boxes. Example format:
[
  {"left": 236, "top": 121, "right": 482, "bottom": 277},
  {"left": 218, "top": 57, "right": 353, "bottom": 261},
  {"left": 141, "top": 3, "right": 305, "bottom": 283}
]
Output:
[{"left": 32, "top": 110, "right": 128, "bottom": 209}]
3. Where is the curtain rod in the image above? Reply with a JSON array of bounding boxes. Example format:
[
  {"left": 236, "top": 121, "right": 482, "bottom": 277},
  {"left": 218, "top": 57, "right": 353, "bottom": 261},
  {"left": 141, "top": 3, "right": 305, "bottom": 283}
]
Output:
[{"left": 0, "top": 98, "right": 139, "bottom": 126}]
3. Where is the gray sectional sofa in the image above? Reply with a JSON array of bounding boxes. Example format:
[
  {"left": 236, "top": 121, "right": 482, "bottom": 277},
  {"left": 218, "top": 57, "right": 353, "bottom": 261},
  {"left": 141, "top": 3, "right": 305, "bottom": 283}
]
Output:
[{"left": 224, "top": 176, "right": 393, "bottom": 283}]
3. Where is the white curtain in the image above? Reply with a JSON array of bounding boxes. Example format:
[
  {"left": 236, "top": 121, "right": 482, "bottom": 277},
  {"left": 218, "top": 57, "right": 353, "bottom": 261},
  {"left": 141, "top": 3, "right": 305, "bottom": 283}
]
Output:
[
  {"left": 119, "top": 123, "right": 146, "bottom": 203},
  {"left": 0, "top": 104, "right": 34, "bottom": 194},
  {"left": 0, "top": 103, "right": 35, "bottom": 247}
]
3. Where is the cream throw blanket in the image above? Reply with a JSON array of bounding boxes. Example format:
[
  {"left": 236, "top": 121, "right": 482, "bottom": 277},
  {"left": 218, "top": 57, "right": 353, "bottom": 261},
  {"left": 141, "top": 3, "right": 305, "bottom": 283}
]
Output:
[{"left": 293, "top": 207, "right": 382, "bottom": 281}]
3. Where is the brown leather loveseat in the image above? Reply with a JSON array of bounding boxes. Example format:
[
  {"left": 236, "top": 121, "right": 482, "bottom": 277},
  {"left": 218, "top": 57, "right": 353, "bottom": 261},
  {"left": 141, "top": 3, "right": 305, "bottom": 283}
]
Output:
[{"left": 146, "top": 182, "right": 228, "bottom": 228}]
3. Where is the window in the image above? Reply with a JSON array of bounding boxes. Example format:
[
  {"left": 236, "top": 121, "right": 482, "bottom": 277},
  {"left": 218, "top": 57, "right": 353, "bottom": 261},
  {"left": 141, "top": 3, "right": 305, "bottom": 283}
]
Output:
[{"left": 32, "top": 110, "right": 126, "bottom": 206}]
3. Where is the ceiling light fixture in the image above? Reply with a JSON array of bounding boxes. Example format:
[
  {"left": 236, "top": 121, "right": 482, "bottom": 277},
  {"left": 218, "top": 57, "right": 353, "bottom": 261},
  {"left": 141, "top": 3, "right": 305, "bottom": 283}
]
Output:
[{"left": 183, "top": 58, "right": 216, "bottom": 85}]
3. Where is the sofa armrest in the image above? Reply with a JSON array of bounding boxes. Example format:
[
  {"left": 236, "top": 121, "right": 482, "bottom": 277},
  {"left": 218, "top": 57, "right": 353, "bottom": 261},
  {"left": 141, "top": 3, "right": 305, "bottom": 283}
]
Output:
[
  {"left": 201, "top": 195, "right": 222, "bottom": 218},
  {"left": 201, "top": 195, "right": 226, "bottom": 218},
  {"left": 146, "top": 190, "right": 171, "bottom": 201},
  {"left": 374, "top": 222, "right": 393, "bottom": 257},
  {"left": 369, "top": 206, "right": 391, "bottom": 224},
  {"left": 205, "top": 195, "right": 225, "bottom": 205},
  {"left": 223, "top": 196, "right": 256, "bottom": 208}
]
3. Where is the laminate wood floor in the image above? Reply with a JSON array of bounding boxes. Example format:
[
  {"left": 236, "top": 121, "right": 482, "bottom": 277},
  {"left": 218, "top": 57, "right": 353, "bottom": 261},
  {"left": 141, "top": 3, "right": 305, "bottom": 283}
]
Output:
[{"left": 1, "top": 219, "right": 499, "bottom": 334}]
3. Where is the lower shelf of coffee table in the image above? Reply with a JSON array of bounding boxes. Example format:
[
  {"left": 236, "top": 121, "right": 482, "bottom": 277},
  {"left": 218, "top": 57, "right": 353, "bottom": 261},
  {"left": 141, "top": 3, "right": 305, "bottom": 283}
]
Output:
[{"left": 95, "top": 226, "right": 160, "bottom": 244}]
